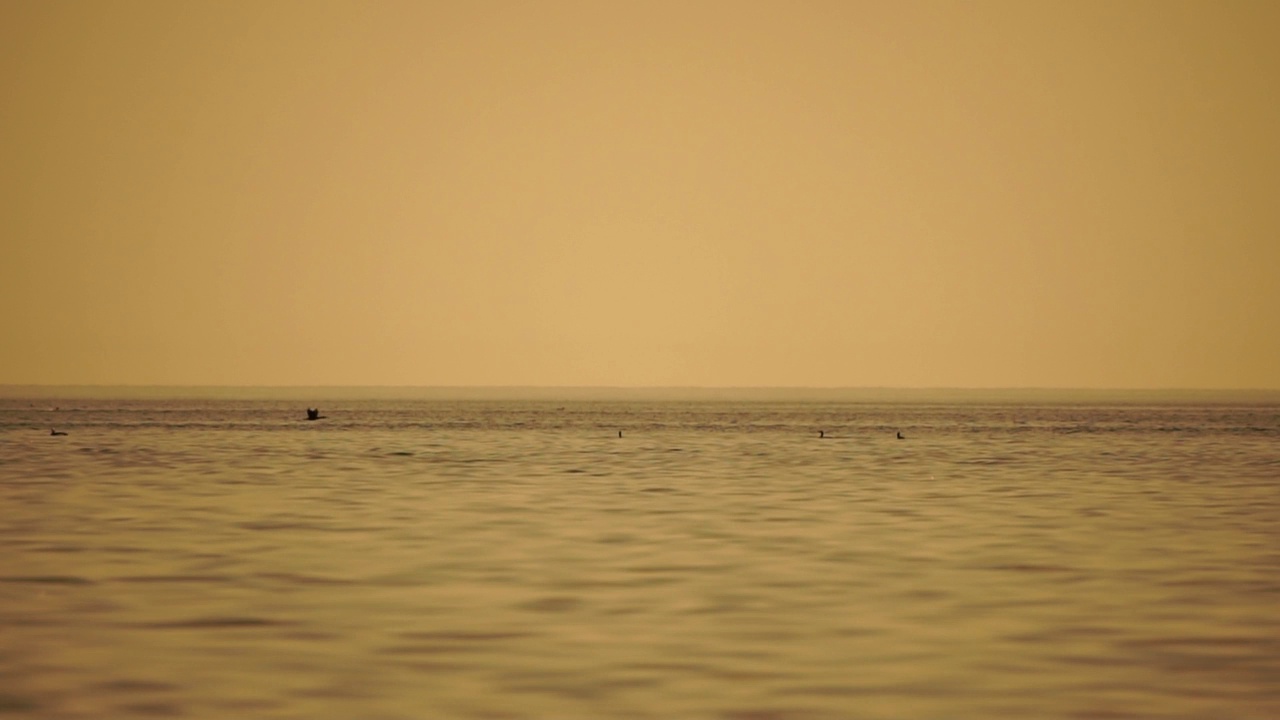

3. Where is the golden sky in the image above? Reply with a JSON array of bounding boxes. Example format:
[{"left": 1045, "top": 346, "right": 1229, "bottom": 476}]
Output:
[{"left": 2, "top": 0, "right": 1277, "bottom": 388}]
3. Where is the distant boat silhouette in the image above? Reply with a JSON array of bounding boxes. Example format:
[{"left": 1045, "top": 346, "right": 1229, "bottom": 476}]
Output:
[
  {"left": 50, "top": 428, "right": 67, "bottom": 436},
  {"left": 306, "top": 408, "right": 326, "bottom": 421},
  {"left": 896, "top": 431, "right": 904, "bottom": 440}
]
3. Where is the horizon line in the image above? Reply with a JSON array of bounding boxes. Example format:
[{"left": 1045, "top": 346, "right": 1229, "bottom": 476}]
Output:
[{"left": 2, "top": 383, "right": 1278, "bottom": 392}]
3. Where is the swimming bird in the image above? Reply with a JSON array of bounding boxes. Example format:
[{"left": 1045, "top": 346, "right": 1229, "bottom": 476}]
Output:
[
  {"left": 896, "top": 431, "right": 904, "bottom": 440},
  {"left": 819, "top": 430, "right": 825, "bottom": 438},
  {"left": 306, "top": 408, "right": 327, "bottom": 421},
  {"left": 50, "top": 428, "right": 67, "bottom": 436},
  {"left": 618, "top": 430, "right": 623, "bottom": 438}
]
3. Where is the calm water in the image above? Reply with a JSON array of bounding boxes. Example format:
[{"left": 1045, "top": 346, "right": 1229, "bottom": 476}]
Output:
[{"left": 1, "top": 393, "right": 1278, "bottom": 719}]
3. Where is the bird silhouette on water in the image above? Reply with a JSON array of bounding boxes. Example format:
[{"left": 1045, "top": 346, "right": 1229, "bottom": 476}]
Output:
[
  {"left": 306, "top": 408, "right": 327, "bottom": 421},
  {"left": 50, "top": 428, "right": 67, "bottom": 436},
  {"left": 896, "top": 431, "right": 905, "bottom": 440}
]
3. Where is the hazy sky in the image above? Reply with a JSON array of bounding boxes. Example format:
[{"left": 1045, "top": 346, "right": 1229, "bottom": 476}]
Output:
[{"left": 2, "top": 1, "right": 1277, "bottom": 388}]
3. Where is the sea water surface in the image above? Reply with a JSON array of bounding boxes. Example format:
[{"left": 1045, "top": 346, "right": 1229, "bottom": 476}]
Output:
[{"left": 1, "top": 390, "right": 1277, "bottom": 719}]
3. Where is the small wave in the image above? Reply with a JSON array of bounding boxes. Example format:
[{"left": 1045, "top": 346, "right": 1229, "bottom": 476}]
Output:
[
  {"left": 0, "top": 695, "right": 39, "bottom": 713},
  {"left": 980, "top": 563, "right": 1077, "bottom": 573},
  {"left": 253, "top": 572, "right": 354, "bottom": 586},
  {"left": 378, "top": 644, "right": 486, "bottom": 656},
  {"left": 29, "top": 544, "right": 90, "bottom": 553},
  {"left": 93, "top": 679, "right": 179, "bottom": 693},
  {"left": 237, "top": 520, "right": 333, "bottom": 532},
  {"left": 399, "top": 630, "right": 533, "bottom": 642},
  {"left": 115, "top": 701, "right": 184, "bottom": 716},
  {"left": 0, "top": 575, "right": 93, "bottom": 585},
  {"left": 518, "top": 596, "right": 582, "bottom": 613},
  {"left": 140, "top": 616, "right": 290, "bottom": 629},
  {"left": 115, "top": 575, "right": 231, "bottom": 584}
]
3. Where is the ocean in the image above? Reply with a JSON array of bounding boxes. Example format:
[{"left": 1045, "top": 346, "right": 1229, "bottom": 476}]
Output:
[{"left": 1, "top": 389, "right": 1277, "bottom": 719}]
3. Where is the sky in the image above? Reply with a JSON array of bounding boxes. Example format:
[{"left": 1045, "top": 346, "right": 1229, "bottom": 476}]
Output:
[{"left": 2, "top": 0, "right": 1277, "bottom": 389}]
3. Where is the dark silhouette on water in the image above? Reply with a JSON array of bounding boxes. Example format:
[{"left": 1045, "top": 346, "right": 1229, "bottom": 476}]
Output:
[
  {"left": 819, "top": 430, "right": 825, "bottom": 438},
  {"left": 50, "top": 428, "right": 67, "bottom": 436},
  {"left": 306, "top": 408, "right": 327, "bottom": 421},
  {"left": 896, "top": 431, "right": 905, "bottom": 439},
  {"left": 618, "top": 430, "right": 623, "bottom": 438}
]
